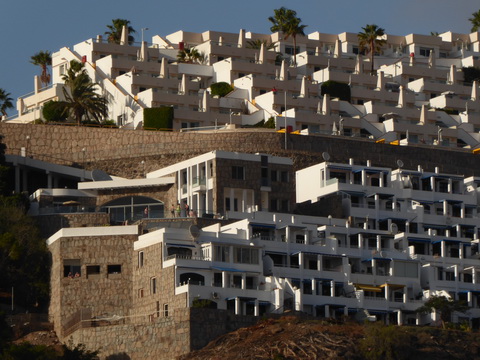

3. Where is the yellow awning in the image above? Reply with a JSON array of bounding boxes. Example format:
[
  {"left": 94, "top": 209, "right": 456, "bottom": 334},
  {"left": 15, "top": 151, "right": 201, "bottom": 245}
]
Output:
[
  {"left": 380, "top": 283, "right": 405, "bottom": 290},
  {"left": 390, "top": 140, "right": 399, "bottom": 145},
  {"left": 473, "top": 148, "right": 480, "bottom": 154},
  {"left": 355, "top": 284, "right": 382, "bottom": 292},
  {"left": 375, "top": 139, "right": 385, "bottom": 144}
]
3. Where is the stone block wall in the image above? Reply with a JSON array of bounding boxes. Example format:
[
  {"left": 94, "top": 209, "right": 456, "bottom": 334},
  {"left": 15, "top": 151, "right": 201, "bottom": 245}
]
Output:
[
  {"left": 3, "top": 123, "right": 480, "bottom": 180},
  {"left": 35, "top": 213, "right": 110, "bottom": 238},
  {"left": 66, "top": 307, "right": 262, "bottom": 359},
  {"left": 49, "top": 233, "right": 137, "bottom": 338},
  {"left": 132, "top": 242, "right": 187, "bottom": 322}
]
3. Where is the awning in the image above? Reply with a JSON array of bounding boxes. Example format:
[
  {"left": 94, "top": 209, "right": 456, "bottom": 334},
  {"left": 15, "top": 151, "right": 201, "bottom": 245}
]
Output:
[
  {"left": 264, "top": 251, "right": 287, "bottom": 256},
  {"left": 355, "top": 284, "right": 382, "bottom": 292},
  {"left": 432, "top": 239, "right": 463, "bottom": 244},
  {"left": 423, "top": 224, "right": 452, "bottom": 230},
  {"left": 362, "top": 257, "right": 392, "bottom": 262},
  {"left": 277, "top": 225, "right": 307, "bottom": 230},
  {"left": 328, "top": 165, "right": 352, "bottom": 171},
  {"left": 211, "top": 266, "right": 244, "bottom": 273},
  {"left": 250, "top": 223, "right": 276, "bottom": 229},
  {"left": 380, "top": 283, "right": 405, "bottom": 289},
  {"left": 407, "top": 237, "right": 431, "bottom": 243},
  {"left": 166, "top": 243, "right": 196, "bottom": 248}
]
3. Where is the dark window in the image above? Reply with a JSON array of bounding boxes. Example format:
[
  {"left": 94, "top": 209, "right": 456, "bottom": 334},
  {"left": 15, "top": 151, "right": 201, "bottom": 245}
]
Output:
[
  {"left": 139, "top": 87, "right": 146, "bottom": 92},
  {"left": 107, "top": 265, "right": 122, "bottom": 274},
  {"left": 281, "top": 171, "right": 288, "bottom": 182},
  {"left": 232, "top": 166, "right": 245, "bottom": 180},
  {"left": 86, "top": 265, "right": 100, "bottom": 276},
  {"left": 139, "top": 252, "right": 144, "bottom": 268},
  {"left": 271, "top": 170, "right": 277, "bottom": 182},
  {"left": 261, "top": 155, "right": 268, "bottom": 166},
  {"left": 270, "top": 199, "right": 278, "bottom": 211},
  {"left": 151, "top": 278, "right": 157, "bottom": 294},
  {"left": 63, "top": 259, "right": 81, "bottom": 277},
  {"left": 259, "top": 90, "right": 266, "bottom": 95}
]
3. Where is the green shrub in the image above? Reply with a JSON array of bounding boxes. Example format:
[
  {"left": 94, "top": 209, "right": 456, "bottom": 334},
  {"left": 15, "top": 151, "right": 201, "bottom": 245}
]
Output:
[
  {"left": 359, "top": 324, "right": 415, "bottom": 360},
  {"left": 42, "top": 100, "right": 67, "bottom": 122},
  {"left": 321, "top": 81, "right": 351, "bottom": 102},
  {"left": 143, "top": 107, "right": 174, "bottom": 130},
  {"left": 264, "top": 117, "right": 276, "bottom": 128},
  {"left": 210, "top": 82, "right": 234, "bottom": 97}
]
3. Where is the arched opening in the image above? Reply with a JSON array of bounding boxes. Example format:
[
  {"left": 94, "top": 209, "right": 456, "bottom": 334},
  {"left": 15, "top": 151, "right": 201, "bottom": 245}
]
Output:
[
  {"left": 100, "top": 196, "right": 164, "bottom": 224},
  {"left": 179, "top": 272, "right": 205, "bottom": 286}
]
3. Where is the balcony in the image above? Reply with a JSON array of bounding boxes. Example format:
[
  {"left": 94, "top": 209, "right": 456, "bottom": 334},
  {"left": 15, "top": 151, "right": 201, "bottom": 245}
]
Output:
[{"left": 192, "top": 176, "right": 206, "bottom": 192}]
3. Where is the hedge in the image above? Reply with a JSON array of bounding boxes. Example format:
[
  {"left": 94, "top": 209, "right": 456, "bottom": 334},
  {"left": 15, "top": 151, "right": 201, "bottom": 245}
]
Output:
[{"left": 143, "top": 107, "right": 174, "bottom": 130}]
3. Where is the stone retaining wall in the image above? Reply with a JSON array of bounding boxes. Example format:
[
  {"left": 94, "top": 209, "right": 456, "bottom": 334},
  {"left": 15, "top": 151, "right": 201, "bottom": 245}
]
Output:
[
  {"left": 66, "top": 307, "right": 260, "bottom": 359},
  {"left": 2, "top": 123, "right": 479, "bottom": 178}
]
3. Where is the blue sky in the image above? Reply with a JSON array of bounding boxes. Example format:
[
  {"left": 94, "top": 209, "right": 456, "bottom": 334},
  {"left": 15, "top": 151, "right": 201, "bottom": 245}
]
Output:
[{"left": 1, "top": 0, "right": 478, "bottom": 115}]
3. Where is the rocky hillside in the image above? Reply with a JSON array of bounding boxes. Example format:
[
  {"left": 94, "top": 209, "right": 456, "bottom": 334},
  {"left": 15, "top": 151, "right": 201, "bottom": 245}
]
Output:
[{"left": 178, "top": 316, "right": 480, "bottom": 360}]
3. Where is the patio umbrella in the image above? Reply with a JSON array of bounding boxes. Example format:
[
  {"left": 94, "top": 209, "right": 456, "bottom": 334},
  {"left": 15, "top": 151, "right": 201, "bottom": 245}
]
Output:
[
  {"left": 159, "top": 57, "right": 168, "bottom": 79},
  {"left": 332, "top": 121, "right": 338, "bottom": 135},
  {"left": 139, "top": 41, "right": 149, "bottom": 62},
  {"left": 299, "top": 76, "right": 307, "bottom": 98},
  {"left": 472, "top": 80, "right": 478, "bottom": 101},
  {"left": 120, "top": 25, "right": 128, "bottom": 46},
  {"left": 376, "top": 71, "right": 385, "bottom": 90},
  {"left": 448, "top": 65, "right": 456, "bottom": 84},
  {"left": 202, "top": 90, "right": 210, "bottom": 112},
  {"left": 180, "top": 74, "right": 188, "bottom": 95},
  {"left": 355, "top": 54, "right": 363, "bottom": 74},
  {"left": 259, "top": 43, "right": 265, "bottom": 64},
  {"left": 238, "top": 29, "right": 245, "bottom": 48},
  {"left": 397, "top": 85, "right": 405, "bottom": 108},
  {"left": 322, "top": 93, "right": 330, "bottom": 115},
  {"left": 218, "top": 36, "right": 223, "bottom": 46},
  {"left": 428, "top": 50, "right": 435, "bottom": 68},
  {"left": 280, "top": 60, "right": 287, "bottom": 81},
  {"left": 316, "top": 100, "right": 322, "bottom": 114},
  {"left": 334, "top": 39, "right": 342, "bottom": 58},
  {"left": 419, "top": 104, "right": 427, "bottom": 124}
]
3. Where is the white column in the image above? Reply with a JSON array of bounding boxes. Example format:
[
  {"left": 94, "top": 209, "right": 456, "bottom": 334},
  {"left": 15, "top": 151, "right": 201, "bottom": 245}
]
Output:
[
  {"left": 254, "top": 299, "right": 259, "bottom": 316},
  {"left": 443, "top": 200, "right": 448, "bottom": 216},
  {"left": 441, "top": 241, "right": 446, "bottom": 257},
  {"left": 376, "top": 235, "right": 382, "bottom": 252},
  {"left": 330, "top": 280, "right": 335, "bottom": 297},
  {"left": 385, "top": 284, "right": 390, "bottom": 301},
  {"left": 361, "top": 170, "right": 367, "bottom": 186},
  {"left": 241, "top": 274, "right": 246, "bottom": 289},
  {"left": 222, "top": 272, "right": 228, "bottom": 288},
  {"left": 468, "top": 291, "right": 473, "bottom": 307},
  {"left": 235, "top": 297, "right": 241, "bottom": 315},
  {"left": 397, "top": 310, "right": 402, "bottom": 325}
]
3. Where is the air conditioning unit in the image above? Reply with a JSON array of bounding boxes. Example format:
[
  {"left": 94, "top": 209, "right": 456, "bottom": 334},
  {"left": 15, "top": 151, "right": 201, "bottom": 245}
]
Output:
[{"left": 212, "top": 292, "right": 219, "bottom": 300}]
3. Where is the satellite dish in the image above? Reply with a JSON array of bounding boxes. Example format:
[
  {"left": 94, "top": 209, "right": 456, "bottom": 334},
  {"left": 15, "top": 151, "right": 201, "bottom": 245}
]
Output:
[
  {"left": 322, "top": 152, "right": 331, "bottom": 161},
  {"left": 390, "top": 223, "right": 399, "bottom": 235},
  {"left": 189, "top": 225, "right": 201, "bottom": 240},
  {"left": 91, "top": 169, "right": 112, "bottom": 181},
  {"left": 396, "top": 160, "right": 404, "bottom": 169}
]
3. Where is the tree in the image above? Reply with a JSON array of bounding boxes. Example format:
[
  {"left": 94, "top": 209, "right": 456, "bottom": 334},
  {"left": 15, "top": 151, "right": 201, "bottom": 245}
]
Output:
[
  {"left": 105, "top": 19, "right": 136, "bottom": 45},
  {"left": 416, "top": 295, "right": 469, "bottom": 328},
  {"left": 59, "top": 60, "right": 108, "bottom": 125},
  {"left": 176, "top": 47, "right": 204, "bottom": 64},
  {"left": 358, "top": 24, "right": 386, "bottom": 74},
  {"left": 0, "top": 88, "right": 13, "bottom": 118},
  {"left": 30, "top": 51, "right": 52, "bottom": 87},
  {"left": 268, "top": 7, "right": 307, "bottom": 67},
  {"left": 246, "top": 39, "right": 277, "bottom": 51},
  {"left": 469, "top": 9, "right": 480, "bottom": 32},
  {"left": 0, "top": 201, "right": 50, "bottom": 311}
]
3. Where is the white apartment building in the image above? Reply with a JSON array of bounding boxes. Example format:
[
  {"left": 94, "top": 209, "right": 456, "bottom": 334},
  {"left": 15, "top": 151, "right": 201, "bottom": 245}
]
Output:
[{"left": 6, "top": 28, "right": 480, "bottom": 149}]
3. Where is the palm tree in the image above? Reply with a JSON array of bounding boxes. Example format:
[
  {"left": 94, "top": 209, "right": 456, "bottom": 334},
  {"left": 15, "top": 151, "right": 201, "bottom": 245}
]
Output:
[
  {"left": 246, "top": 39, "right": 277, "bottom": 51},
  {"left": 105, "top": 19, "right": 136, "bottom": 45},
  {"left": 177, "top": 47, "right": 204, "bottom": 64},
  {"left": 268, "top": 7, "right": 307, "bottom": 66},
  {"left": 470, "top": 9, "right": 480, "bottom": 32},
  {"left": 358, "top": 24, "right": 386, "bottom": 74},
  {"left": 0, "top": 88, "right": 14, "bottom": 117},
  {"left": 30, "top": 51, "right": 52, "bottom": 87},
  {"left": 59, "top": 60, "right": 108, "bottom": 125}
]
